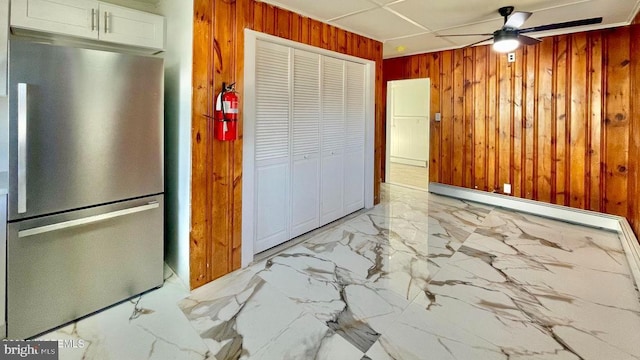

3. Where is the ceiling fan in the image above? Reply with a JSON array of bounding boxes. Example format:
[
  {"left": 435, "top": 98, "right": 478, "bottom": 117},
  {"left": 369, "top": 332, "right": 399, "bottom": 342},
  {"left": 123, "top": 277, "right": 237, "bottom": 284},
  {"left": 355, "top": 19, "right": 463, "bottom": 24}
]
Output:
[{"left": 436, "top": 6, "right": 603, "bottom": 53}]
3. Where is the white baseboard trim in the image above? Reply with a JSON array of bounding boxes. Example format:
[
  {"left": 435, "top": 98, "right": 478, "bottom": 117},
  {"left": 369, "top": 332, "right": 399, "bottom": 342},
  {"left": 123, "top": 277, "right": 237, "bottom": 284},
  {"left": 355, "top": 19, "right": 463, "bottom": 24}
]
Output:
[{"left": 429, "top": 182, "right": 640, "bottom": 290}]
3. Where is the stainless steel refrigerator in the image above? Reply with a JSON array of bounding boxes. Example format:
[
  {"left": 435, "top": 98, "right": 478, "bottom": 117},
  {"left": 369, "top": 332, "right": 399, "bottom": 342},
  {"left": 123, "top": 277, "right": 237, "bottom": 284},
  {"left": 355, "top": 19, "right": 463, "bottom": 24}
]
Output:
[{"left": 6, "top": 38, "right": 164, "bottom": 339}]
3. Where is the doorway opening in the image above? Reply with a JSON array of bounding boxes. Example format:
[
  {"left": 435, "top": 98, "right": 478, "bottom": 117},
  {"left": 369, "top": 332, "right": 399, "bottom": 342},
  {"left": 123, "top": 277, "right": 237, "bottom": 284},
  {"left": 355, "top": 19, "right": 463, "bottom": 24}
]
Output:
[{"left": 385, "top": 78, "right": 430, "bottom": 190}]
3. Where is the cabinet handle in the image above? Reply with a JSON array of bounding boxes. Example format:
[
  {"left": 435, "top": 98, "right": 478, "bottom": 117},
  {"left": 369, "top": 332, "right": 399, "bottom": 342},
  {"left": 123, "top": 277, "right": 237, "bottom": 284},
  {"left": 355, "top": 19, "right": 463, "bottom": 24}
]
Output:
[
  {"left": 17, "top": 84, "right": 28, "bottom": 214},
  {"left": 91, "top": 9, "right": 96, "bottom": 31},
  {"left": 18, "top": 202, "right": 159, "bottom": 238},
  {"left": 104, "top": 12, "right": 109, "bottom": 33}
]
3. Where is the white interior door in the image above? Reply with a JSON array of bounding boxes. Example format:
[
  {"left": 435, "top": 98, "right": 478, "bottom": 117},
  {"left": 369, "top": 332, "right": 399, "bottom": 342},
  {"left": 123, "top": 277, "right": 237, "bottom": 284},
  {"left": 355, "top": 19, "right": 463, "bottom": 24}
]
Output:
[
  {"left": 290, "top": 49, "right": 320, "bottom": 238},
  {"left": 254, "top": 41, "right": 291, "bottom": 253},
  {"left": 344, "top": 61, "right": 366, "bottom": 214},
  {"left": 387, "top": 79, "right": 430, "bottom": 168},
  {"left": 320, "top": 56, "right": 345, "bottom": 226}
]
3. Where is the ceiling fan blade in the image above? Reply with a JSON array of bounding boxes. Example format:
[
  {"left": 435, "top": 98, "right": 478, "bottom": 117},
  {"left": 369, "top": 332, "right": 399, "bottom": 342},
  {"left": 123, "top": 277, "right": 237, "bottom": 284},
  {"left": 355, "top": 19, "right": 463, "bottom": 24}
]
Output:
[
  {"left": 504, "top": 11, "right": 532, "bottom": 29},
  {"left": 519, "top": 17, "right": 603, "bottom": 34},
  {"left": 436, "top": 33, "right": 493, "bottom": 37},
  {"left": 518, "top": 34, "right": 541, "bottom": 45},
  {"left": 464, "top": 37, "right": 494, "bottom": 48}
]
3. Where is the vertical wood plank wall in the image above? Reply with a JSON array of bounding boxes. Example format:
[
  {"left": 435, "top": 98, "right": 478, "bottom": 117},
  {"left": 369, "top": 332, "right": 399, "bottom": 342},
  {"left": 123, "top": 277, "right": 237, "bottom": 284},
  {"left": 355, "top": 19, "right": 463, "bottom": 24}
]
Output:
[
  {"left": 191, "top": 0, "right": 383, "bottom": 288},
  {"left": 383, "top": 23, "right": 640, "bottom": 237}
]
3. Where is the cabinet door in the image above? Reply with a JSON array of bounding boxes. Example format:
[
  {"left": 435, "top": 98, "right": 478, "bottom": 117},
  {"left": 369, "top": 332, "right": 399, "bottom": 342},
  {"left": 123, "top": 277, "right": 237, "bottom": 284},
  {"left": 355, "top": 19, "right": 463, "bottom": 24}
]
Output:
[
  {"left": 290, "top": 49, "right": 320, "bottom": 238},
  {"left": 100, "top": 2, "right": 164, "bottom": 50},
  {"left": 11, "top": 0, "right": 99, "bottom": 39},
  {"left": 320, "top": 56, "right": 344, "bottom": 226},
  {"left": 344, "top": 62, "right": 365, "bottom": 214},
  {"left": 254, "top": 41, "right": 291, "bottom": 253}
]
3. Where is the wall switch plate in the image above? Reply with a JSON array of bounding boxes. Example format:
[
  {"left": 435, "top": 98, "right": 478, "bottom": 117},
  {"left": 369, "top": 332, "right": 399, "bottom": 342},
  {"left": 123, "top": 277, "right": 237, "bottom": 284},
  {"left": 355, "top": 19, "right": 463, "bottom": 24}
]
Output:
[
  {"left": 435, "top": 113, "right": 441, "bottom": 122},
  {"left": 503, "top": 183, "right": 512, "bottom": 194},
  {"left": 507, "top": 52, "right": 516, "bottom": 62}
]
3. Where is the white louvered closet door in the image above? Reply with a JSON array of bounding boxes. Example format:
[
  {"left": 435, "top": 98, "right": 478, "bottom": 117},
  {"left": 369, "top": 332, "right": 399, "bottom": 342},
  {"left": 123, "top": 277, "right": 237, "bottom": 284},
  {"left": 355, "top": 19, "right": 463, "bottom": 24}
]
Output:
[
  {"left": 320, "top": 56, "right": 345, "bottom": 226},
  {"left": 254, "top": 40, "right": 291, "bottom": 253},
  {"left": 344, "top": 61, "right": 366, "bottom": 214},
  {"left": 290, "top": 49, "right": 321, "bottom": 238}
]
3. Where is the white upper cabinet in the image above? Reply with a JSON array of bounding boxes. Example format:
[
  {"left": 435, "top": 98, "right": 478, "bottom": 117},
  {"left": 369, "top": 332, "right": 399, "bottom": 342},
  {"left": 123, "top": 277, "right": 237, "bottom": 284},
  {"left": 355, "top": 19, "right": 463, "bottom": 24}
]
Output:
[
  {"left": 99, "top": 3, "right": 164, "bottom": 50},
  {"left": 11, "top": 0, "right": 99, "bottom": 39},
  {"left": 10, "top": 0, "right": 165, "bottom": 50}
]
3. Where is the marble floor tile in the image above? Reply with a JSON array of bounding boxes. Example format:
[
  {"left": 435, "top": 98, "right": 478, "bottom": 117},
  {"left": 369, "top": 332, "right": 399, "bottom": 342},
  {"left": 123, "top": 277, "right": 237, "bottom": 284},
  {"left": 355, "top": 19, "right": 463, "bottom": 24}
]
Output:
[
  {"left": 24, "top": 184, "right": 640, "bottom": 360},
  {"left": 373, "top": 207, "right": 640, "bottom": 360},
  {"left": 36, "top": 266, "right": 210, "bottom": 360}
]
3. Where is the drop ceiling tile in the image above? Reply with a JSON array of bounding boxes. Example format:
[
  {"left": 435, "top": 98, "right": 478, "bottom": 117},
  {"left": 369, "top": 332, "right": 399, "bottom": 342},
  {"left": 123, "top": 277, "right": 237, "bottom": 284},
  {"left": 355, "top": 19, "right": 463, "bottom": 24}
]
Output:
[
  {"left": 333, "top": 7, "right": 426, "bottom": 41},
  {"left": 383, "top": 32, "right": 458, "bottom": 58},
  {"left": 388, "top": 0, "right": 596, "bottom": 32},
  {"left": 260, "top": 0, "right": 376, "bottom": 21},
  {"left": 435, "top": 20, "right": 501, "bottom": 47},
  {"left": 516, "top": 0, "right": 635, "bottom": 30}
]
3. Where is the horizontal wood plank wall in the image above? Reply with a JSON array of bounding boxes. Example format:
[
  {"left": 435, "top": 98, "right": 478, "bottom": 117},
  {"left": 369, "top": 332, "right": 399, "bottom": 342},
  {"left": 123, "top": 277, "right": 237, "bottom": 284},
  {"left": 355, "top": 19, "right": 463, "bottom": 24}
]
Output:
[
  {"left": 191, "top": 0, "right": 383, "bottom": 288},
  {"left": 383, "top": 26, "right": 640, "bottom": 236}
]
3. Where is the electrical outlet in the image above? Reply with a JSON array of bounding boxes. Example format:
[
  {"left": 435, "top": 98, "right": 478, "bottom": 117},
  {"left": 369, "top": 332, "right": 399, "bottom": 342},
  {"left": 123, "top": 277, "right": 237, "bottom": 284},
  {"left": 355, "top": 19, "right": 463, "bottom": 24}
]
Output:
[
  {"left": 507, "top": 52, "right": 516, "bottom": 62},
  {"left": 435, "top": 113, "right": 442, "bottom": 122},
  {"left": 503, "top": 183, "right": 512, "bottom": 194}
]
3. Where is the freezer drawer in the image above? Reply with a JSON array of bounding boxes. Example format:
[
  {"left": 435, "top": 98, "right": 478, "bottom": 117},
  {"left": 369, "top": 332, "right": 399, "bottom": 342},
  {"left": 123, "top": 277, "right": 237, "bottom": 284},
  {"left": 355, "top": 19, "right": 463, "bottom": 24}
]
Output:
[{"left": 7, "top": 195, "right": 164, "bottom": 339}]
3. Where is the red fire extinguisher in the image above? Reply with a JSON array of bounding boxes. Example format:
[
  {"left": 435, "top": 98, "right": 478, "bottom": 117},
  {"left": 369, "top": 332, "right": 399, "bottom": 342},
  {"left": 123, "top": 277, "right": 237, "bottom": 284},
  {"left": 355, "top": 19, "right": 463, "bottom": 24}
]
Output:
[{"left": 214, "top": 82, "right": 239, "bottom": 141}]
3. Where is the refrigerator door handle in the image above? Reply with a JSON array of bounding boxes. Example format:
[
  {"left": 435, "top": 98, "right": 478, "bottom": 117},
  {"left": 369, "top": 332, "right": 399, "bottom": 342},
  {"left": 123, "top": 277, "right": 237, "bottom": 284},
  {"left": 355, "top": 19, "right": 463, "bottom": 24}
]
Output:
[
  {"left": 18, "top": 201, "right": 159, "bottom": 238},
  {"left": 17, "top": 83, "right": 28, "bottom": 214}
]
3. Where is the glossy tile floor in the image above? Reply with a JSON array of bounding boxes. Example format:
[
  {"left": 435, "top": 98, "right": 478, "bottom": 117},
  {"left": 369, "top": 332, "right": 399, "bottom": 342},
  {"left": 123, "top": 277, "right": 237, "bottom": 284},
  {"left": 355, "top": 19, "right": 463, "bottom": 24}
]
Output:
[
  {"left": 38, "top": 184, "right": 640, "bottom": 359},
  {"left": 387, "top": 162, "right": 428, "bottom": 189}
]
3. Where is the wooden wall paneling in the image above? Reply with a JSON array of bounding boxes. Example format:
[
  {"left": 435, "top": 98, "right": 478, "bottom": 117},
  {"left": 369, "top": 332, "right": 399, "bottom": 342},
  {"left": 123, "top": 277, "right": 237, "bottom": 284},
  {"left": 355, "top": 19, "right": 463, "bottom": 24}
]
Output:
[
  {"left": 232, "top": 0, "right": 251, "bottom": 269},
  {"left": 452, "top": 49, "right": 464, "bottom": 187},
  {"left": 321, "top": 22, "right": 330, "bottom": 49},
  {"left": 570, "top": 33, "right": 588, "bottom": 209},
  {"left": 629, "top": 19, "right": 640, "bottom": 234},
  {"left": 588, "top": 32, "right": 603, "bottom": 212},
  {"left": 429, "top": 53, "right": 441, "bottom": 183},
  {"left": 603, "top": 27, "right": 631, "bottom": 217},
  {"left": 537, "top": 39, "right": 553, "bottom": 203},
  {"left": 487, "top": 51, "right": 497, "bottom": 192},
  {"left": 190, "top": 0, "right": 214, "bottom": 288},
  {"left": 374, "top": 42, "right": 384, "bottom": 203},
  {"left": 497, "top": 52, "right": 511, "bottom": 194},
  {"left": 512, "top": 48, "right": 524, "bottom": 198},
  {"left": 417, "top": 54, "right": 428, "bottom": 78},
  {"left": 209, "top": 0, "right": 236, "bottom": 280},
  {"left": 289, "top": 10, "right": 300, "bottom": 42},
  {"left": 441, "top": 50, "right": 453, "bottom": 185},
  {"left": 252, "top": 1, "right": 263, "bottom": 32},
  {"left": 276, "top": 7, "right": 290, "bottom": 39},
  {"left": 310, "top": 19, "right": 321, "bottom": 48},
  {"left": 337, "top": 30, "right": 346, "bottom": 54},
  {"left": 463, "top": 48, "right": 474, "bottom": 188},
  {"left": 299, "top": 16, "right": 310, "bottom": 44},
  {"left": 381, "top": 22, "right": 640, "bottom": 238},
  {"left": 191, "top": 0, "right": 384, "bottom": 287},
  {"left": 410, "top": 55, "right": 420, "bottom": 78},
  {"left": 473, "top": 47, "right": 487, "bottom": 190},
  {"left": 554, "top": 35, "right": 568, "bottom": 206},
  {"left": 263, "top": 3, "right": 275, "bottom": 34},
  {"left": 523, "top": 46, "right": 536, "bottom": 199},
  {"left": 329, "top": 26, "right": 338, "bottom": 53}
]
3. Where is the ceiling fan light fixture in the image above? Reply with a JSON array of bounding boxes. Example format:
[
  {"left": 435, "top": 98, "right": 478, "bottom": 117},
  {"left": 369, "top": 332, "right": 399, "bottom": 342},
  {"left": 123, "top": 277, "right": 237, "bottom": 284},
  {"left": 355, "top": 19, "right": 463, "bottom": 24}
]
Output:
[{"left": 492, "top": 31, "right": 519, "bottom": 53}]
